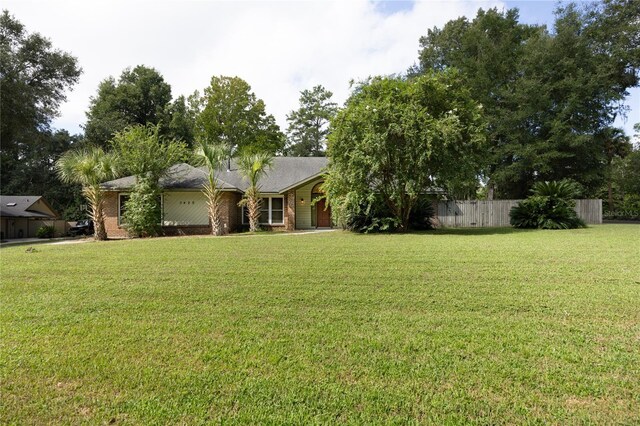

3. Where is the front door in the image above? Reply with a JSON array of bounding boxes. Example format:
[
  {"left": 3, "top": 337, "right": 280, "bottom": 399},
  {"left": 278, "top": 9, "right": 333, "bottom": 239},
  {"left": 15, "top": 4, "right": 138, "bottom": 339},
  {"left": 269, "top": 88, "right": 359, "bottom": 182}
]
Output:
[{"left": 316, "top": 198, "right": 331, "bottom": 228}]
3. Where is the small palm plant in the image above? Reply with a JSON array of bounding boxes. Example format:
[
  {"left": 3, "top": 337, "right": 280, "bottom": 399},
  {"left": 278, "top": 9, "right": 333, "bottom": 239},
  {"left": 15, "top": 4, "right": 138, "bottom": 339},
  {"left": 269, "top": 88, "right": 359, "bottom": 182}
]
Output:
[
  {"left": 237, "top": 151, "right": 273, "bottom": 232},
  {"left": 56, "top": 147, "right": 121, "bottom": 240},
  {"left": 510, "top": 180, "right": 586, "bottom": 229},
  {"left": 194, "top": 140, "right": 228, "bottom": 236}
]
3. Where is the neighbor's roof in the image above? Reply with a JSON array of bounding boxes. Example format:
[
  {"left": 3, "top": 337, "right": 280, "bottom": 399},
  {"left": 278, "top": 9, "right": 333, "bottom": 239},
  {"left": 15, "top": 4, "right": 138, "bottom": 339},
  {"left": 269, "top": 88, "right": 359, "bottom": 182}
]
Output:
[
  {"left": 0, "top": 195, "right": 58, "bottom": 218},
  {"left": 101, "top": 157, "right": 328, "bottom": 193}
]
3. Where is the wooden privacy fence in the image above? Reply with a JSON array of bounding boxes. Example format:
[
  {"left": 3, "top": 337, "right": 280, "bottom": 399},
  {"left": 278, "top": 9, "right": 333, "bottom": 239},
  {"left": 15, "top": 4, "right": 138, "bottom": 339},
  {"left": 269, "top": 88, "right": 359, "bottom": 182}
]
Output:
[{"left": 435, "top": 199, "right": 602, "bottom": 227}]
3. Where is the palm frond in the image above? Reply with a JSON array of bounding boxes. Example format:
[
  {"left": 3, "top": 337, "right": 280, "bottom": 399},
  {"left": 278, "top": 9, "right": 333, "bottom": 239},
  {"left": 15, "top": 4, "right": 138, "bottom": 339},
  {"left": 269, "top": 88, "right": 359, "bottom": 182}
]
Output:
[
  {"left": 238, "top": 151, "right": 274, "bottom": 187},
  {"left": 531, "top": 180, "right": 580, "bottom": 199},
  {"left": 194, "top": 139, "right": 228, "bottom": 172},
  {"left": 55, "top": 146, "right": 121, "bottom": 240},
  {"left": 56, "top": 146, "right": 121, "bottom": 187}
]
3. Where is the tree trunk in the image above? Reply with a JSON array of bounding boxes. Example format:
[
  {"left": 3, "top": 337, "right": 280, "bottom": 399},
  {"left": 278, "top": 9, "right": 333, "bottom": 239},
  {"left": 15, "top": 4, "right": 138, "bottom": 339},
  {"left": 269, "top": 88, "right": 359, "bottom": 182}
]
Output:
[
  {"left": 205, "top": 178, "right": 224, "bottom": 236},
  {"left": 400, "top": 216, "right": 410, "bottom": 233},
  {"left": 85, "top": 186, "right": 108, "bottom": 241},
  {"left": 93, "top": 207, "right": 108, "bottom": 241},
  {"left": 208, "top": 202, "right": 223, "bottom": 236},
  {"left": 240, "top": 186, "right": 262, "bottom": 233},
  {"left": 248, "top": 195, "right": 260, "bottom": 232},
  {"left": 400, "top": 198, "right": 413, "bottom": 233}
]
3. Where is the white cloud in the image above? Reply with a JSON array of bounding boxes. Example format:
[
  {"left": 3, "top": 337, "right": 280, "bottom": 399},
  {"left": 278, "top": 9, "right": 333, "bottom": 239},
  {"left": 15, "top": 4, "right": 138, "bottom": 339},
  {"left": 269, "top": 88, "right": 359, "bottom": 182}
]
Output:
[{"left": 5, "top": 0, "right": 511, "bottom": 134}]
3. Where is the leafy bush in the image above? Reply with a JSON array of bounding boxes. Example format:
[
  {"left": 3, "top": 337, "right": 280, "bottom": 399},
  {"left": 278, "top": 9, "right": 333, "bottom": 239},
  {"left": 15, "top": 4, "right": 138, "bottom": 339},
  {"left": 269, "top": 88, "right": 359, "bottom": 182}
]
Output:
[
  {"left": 342, "top": 195, "right": 435, "bottom": 233},
  {"left": 122, "top": 178, "right": 162, "bottom": 237},
  {"left": 510, "top": 180, "right": 586, "bottom": 229},
  {"left": 409, "top": 197, "right": 436, "bottom": 231},
  {"left": 341, "top": 197, "right": 397, "bottom": 233},
  {"left": 603, "top": 194, "right": 640, "bottom": 220},
  {"left": 36, "top": 225, "right": 55, "bottom": 238}
]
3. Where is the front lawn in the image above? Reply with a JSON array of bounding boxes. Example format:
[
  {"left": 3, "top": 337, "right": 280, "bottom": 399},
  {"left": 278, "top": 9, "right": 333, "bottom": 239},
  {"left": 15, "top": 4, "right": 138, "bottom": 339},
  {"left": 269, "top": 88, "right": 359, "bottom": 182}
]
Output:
[{"left": 1, "top": 225, "right": 639, "bottom": 423}]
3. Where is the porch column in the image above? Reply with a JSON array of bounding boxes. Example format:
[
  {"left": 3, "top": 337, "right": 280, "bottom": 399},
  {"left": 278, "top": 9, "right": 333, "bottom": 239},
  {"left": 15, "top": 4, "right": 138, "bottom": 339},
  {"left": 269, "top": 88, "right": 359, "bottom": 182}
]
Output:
[{"left": 286, "top": 189, "right": 295, "bottom": 231}]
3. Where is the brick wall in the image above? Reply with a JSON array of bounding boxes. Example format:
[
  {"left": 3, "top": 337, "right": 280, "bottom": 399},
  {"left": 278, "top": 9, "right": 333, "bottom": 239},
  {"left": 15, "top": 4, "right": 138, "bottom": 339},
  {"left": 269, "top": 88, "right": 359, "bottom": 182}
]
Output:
[
  {"left": 103, "top": 191, "right": 128, "bottom": 238},
  {"left": 220, "top": 191, "right": 242, "bottom": 233},
  {"left": 286, "top": 189, "right": 295, "bottom": 231},
  {"left": 162, "top": 226, "right": 211, "bottom": 236},
  {"left": 103, "top": 190, "right": 246, "bottom": 238}
]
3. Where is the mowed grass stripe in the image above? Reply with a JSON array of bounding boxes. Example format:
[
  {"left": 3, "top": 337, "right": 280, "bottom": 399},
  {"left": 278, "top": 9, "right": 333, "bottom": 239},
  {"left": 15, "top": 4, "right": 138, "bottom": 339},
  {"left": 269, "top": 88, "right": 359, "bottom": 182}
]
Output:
[{"left": 1, "top": 225, "right": 639, "bottom": 423}]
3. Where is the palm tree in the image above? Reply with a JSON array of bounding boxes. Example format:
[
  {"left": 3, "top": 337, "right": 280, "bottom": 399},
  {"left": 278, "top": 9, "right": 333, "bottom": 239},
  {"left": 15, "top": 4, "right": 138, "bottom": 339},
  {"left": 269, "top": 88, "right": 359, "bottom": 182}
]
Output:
[
  {"left": 194, "top": 140, "right": 228, "bottom": 236},
  {"left": 56, "top": 147, "right": 120, "bottom": 240},
  {"left": 237, "top": 151, "right": 273, "bottom": 232}
]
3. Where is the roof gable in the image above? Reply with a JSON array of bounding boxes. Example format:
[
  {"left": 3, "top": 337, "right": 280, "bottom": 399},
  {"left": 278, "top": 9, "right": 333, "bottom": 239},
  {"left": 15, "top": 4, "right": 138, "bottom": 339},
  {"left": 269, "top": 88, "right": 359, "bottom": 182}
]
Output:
[{"left": 0, "top": 195, "right": 58, "bottom": 218}]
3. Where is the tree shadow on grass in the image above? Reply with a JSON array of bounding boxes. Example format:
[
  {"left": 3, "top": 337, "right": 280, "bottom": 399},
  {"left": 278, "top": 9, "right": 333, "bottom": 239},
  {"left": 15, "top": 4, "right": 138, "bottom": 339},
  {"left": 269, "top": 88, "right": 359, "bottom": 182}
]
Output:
[
  {"left": 427, "top": 227, "right": 538, "bottom": 236},
  {"left": 347, "top": 227, "right": 539, "bottom": 237}
]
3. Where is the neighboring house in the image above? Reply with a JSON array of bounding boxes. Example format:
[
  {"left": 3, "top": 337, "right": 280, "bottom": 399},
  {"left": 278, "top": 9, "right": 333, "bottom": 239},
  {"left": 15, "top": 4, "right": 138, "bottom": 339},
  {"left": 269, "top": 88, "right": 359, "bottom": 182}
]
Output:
[
  {"left": 0, "top": 195, "right": 59, "bottom": 239},
  {"left": 100, "top": 157, "right": 331, "bottom": 237}
]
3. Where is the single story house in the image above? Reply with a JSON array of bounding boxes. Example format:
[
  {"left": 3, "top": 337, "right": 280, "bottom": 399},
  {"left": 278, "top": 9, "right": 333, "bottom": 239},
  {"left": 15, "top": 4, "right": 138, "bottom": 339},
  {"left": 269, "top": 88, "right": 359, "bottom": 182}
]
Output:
[
  {"left": 0, "top": 195, "right": 60, "bottom": 239},
  {"left": 100, "top": 157, "right": 331, "bottom": 237}
]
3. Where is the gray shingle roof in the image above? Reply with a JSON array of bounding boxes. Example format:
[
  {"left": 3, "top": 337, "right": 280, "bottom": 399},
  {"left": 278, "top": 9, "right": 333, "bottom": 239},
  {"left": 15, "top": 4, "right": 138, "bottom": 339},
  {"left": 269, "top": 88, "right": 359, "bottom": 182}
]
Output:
[
  {"left": 100, "top": 163, "right": 232, "bottom": 191},
  {"left": 215, "top": 157, "right": 328, "bottom": 193},
  {"left": 0, "top": 195, "right": 57, "bottom": 218},
  {"left": 101, "top": 157, "right": 328, "bottom": 193}
]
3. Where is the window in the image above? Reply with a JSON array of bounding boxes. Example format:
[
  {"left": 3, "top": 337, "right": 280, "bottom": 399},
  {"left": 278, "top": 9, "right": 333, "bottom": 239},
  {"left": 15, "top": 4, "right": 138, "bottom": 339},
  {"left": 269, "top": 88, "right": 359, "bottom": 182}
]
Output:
[
  {"left": 259, "top": 198, "right": 269, "bottom": 224},
  {"left": 243, "top": 196, "right": 284, "bottom": 225},
  {"left": 118, "top": 194, "right": 129, "bottom": 226},
  {"left": 271, "top": 197, "right": 283, "bottom": 224}
]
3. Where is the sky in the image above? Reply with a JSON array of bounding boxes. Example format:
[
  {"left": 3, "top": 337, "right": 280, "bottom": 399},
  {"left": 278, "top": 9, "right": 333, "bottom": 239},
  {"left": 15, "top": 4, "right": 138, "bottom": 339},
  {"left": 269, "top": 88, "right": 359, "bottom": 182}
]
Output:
[{"left": 4, "top": 0, "right": 638, "bottom": 140}]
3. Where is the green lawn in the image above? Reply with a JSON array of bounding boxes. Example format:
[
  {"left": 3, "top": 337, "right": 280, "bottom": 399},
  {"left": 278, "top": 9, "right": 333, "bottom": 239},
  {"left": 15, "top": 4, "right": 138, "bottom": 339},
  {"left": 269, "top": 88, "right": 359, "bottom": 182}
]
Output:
[{"left": 1, "top": 225, "right": 639, "bottom": 424}]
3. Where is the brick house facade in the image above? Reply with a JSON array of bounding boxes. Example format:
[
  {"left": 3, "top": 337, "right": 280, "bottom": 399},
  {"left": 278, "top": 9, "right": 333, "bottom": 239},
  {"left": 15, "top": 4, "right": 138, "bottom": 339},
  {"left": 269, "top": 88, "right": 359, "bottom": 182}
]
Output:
[{"left": 101, "top": 157, "right": 329, "bottom": 238}]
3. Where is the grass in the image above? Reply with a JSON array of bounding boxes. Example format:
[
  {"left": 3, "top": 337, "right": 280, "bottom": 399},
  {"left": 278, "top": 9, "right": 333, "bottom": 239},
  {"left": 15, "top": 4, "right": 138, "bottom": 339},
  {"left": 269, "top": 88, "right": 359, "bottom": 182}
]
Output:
[{"left": 1, "top": 225, "right": 639, "bottom": 424}]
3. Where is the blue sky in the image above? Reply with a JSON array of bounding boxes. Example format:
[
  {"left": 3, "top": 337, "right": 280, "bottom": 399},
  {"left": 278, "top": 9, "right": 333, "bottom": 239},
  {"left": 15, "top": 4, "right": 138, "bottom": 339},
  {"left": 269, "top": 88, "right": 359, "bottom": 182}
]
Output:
[
  {"left": 5, "top": 0, "right": 638, "bottom": 141},
  {"left": 374, "top": 0, "right": 560, "bottom": 26},
  {"left": 507, "top": 0, "right": 556, "bottom": 26}
]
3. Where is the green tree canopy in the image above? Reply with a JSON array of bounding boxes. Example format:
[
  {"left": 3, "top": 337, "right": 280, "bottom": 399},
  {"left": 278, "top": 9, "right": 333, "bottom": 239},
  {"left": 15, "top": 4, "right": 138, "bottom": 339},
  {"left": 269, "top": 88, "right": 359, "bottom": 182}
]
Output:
[
  {"left": 110, "top": 123, "right": 188, "bottom": 184},
  {"left": 195, "top": 76, "right": 285, "bottom": 157},
  {"left": 596, "top": 127, "right": 632, "bottom": 210},
  {"left": 325, "top": 71, "right": 486, "bottom": 232},
  {"left": 416, "top": 2, "right": 640, "bottom": 198},
  {"left": 1, "top": 10, "right": 82, "bottom": 213},
  {"left": 84, "top": 65, "right": 195, "bottom": 147},
  {"left": 609, "top": 146, "right": 640, "bottom": 209},
  {"left": 12, "top": 130, "right": 86, "bottom": 219},
  {"left": 165, "top": 94, "right": 198, "bottom": 147},
  {"left": 285, "top": 85, "right": 338, "bottom": 156}
]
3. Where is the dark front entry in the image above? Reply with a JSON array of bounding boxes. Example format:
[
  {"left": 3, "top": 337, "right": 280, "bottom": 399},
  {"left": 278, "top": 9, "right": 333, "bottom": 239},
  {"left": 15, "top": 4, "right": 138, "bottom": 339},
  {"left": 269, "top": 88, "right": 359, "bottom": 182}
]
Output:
[{"left": 316, "top": 198, "right": 331, "bottom": 228}]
